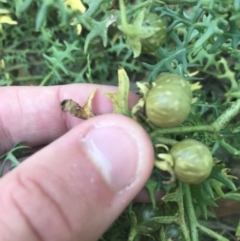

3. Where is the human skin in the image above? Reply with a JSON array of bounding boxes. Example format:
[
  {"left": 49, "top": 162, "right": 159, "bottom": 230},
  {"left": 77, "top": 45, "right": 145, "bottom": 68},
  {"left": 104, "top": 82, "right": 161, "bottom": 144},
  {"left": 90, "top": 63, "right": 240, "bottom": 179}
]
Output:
[{"left": 0, "top": 84, "right": 156, "bottom": 241}]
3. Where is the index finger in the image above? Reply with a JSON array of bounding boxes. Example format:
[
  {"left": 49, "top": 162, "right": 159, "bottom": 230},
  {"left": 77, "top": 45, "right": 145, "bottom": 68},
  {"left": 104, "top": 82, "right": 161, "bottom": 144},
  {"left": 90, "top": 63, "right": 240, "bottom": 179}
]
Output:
[{"left": 0, "top": 84, "right": 139, "bottom": 155}]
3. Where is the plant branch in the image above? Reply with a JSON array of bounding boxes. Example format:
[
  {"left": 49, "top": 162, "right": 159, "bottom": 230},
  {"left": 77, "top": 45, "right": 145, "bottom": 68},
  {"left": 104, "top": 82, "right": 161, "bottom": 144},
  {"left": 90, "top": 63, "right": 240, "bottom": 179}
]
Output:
[
  {"left": 150, "top": 125, "right": 213, "bottom": 137},
  {"left": 197, "top": 224, "right": 229, "bottom": 241},
  {"left": 184, "top": 184, "right": 230, "bottom": 241},
  {"left": 183, "top": 184, "right": 198, "bottom": 241},
  {"left": 212, "top": 99, "right": 240, "bottom": 131},
  {"left": 150, "top": 99, "right": 240, "bottom": 138},
  {"left": 152, "top": 137, "right": 178, "bottom": 146}
]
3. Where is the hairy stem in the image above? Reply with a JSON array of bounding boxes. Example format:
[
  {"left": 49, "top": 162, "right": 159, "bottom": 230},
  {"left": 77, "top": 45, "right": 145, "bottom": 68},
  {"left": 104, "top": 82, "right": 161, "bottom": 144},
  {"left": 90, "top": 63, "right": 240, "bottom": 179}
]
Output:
[
  {"left": 197, "top": 225, "right": 229, "bottom": 241},
  {"left": 212, "top": 99, "right": 240, "bottom": 131},
  {"left": 183, "top": 184, "right": 198, "bottom": 241},
  {"left": 150, "top": 99, "right": 240, "bottom": 137},
  {"left": 150, "top": 125, "right": 213, "bottom": 137},
  {"left": 152, "top": 137, "right": 178, "bottom": 146}
]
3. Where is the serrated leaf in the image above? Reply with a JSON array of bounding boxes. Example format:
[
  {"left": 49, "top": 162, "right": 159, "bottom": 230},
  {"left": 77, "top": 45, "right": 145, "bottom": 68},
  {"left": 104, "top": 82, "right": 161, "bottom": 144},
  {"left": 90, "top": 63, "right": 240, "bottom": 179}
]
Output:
[
  {"left": 209, "top": 179, "right": 225, "bottom": 197},
  {"left": 78, "top": 14, "right": 116, "bottom": 53},
  {"left": 191, "top": 185, "right": 217, "bottom": 219},
  {"left": 194, "top": 15, "right": 226, "bottom": 48},
  {"left": 43, "top": 41, "right": 80, "bottom": 76},
  {"left": 143, "top": 32, "right": 189, "bottom": 82},
  {"left": 202, "top": 181, "right": 214, "bottom": 198},
  {"left": 209, "top": 165, "right": 236, "bottom": 191},
  {"left": 108, "top": 36, "right": 128, "bottom": 56},
  {"left": 144, "top": 178, "right": 160, "bottom": 208}
]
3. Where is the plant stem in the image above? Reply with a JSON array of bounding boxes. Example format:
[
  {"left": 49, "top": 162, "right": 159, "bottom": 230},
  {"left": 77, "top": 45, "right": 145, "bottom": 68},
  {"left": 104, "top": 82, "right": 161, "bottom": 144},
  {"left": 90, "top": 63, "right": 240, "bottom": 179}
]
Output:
[
  {"left": 161, "top": 185, "right": 190, "bottom": 240},
  {"left": 150, "top": 125, "right": 213, "bottom": 137},
  {"left": 152, "top": 137, "right": 178, "bottom": 146},
  {"left": 219, "top": 139, "right": 240, "bottom": 156},
  {"left": 183, "top": 184, "right": 198, "bottom": 241},
  {"left": 40, "top": 70, "right": 53, "bottom": 86},
  {"left": 150, "top": 99, "right": 240, "bottom": 137},
  {"left": 177, "top": 184, "right": 191, "bottom": 241},
  {"left": 212, "top": 99, "right": 240, "bottom": 131}
]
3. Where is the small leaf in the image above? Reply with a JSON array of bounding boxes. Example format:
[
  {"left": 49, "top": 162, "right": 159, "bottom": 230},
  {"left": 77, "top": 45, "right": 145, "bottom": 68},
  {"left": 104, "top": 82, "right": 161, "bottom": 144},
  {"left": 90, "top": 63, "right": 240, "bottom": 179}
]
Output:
[
  {"left": 81, "top": 14, "right": 116, "bottom": 53},
  {"left": 209, "top": 179, "right": 225, "bottom": 197},
  {"left": 236, "top": 220, "right": 240, "bottom": 238},
  {"left": 202, "top": 181, "right": 214, "bottom": 199},
  {"left": 105, "top": 67, "right": 130, "bottom": 115},
  {"left": 209, "top": 165, "right": 236, "bottom": 191},
  {"left": 144, "top": 179, "right": 160, "bottom": 208}
]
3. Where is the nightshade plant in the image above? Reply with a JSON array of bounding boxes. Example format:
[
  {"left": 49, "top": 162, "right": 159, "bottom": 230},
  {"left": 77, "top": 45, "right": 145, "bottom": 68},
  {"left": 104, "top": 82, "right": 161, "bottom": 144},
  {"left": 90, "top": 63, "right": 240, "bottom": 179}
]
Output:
[{"left": 1, "top": 0, "right": 240, "bottom": 240}]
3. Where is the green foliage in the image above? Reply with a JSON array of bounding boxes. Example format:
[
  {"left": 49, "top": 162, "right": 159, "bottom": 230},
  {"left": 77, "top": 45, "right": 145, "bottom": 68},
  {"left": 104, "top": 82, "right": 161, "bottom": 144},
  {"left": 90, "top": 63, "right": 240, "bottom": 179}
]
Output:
[
  {"left": 0, "top": 142, "right": 31, "bottom": 176},
  {"left": 1, "top": 0, "right": 240, "bottom": 241},
  {"left": 0, "top": 0, "right": 141, "bottom": 85}
]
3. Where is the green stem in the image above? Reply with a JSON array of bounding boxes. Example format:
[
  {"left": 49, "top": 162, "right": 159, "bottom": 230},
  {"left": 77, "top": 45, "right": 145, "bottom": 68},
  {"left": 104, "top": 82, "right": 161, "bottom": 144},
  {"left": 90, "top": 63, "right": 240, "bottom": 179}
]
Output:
[
  {"left": 219, "top": 139, "right": 240, "bottom": 156},
  {"left": 212, "top": 99, "right": 240, "bottom": 131},
  {"left": 162, "top": 0, "right": 197, "bottom": 3},
  {"left": 16, "top": 75, "right": 45, "bottom": 81},
  {"left": 183, "top": 184, "right": 198, "bottom": 241},
  {"left": 39, "top": 70, "right": 53, "bottom": 86},
  {"left": 150, "top": 125, "right": 212, "bottom": 138},
  {"left": 150, "top": 99, "right": 240, "bottom": 137},
  {"left": 161, "top": 185, "right": 190, "bottom": 240},
  {"left": 177, "top": 184, "right": 191, "bottom": 241},
  {"left": 197, "top": 225, "right": 229, "bottom": 241},
  {"left": 152, "top": 137, "right": 178, "bottom": 146},
  {"left": 119, "top": 0, "right": 128, "bottom": 30}
]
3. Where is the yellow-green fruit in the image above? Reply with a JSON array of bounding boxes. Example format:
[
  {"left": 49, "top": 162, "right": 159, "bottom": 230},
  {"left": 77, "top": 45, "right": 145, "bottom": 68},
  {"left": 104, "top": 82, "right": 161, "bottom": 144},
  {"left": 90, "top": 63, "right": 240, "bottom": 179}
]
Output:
[
  {"left": 145, "top": 79, "right": 191, "bottom": 128},
  {"left": 155, "top": 74, "right": 192, "bottom": 100},
  {"left": 141, "top": 13, "right": 167, "bottom": 53},
  {"left": 170, "top": 139, "right": 213, "bottom": 184}
]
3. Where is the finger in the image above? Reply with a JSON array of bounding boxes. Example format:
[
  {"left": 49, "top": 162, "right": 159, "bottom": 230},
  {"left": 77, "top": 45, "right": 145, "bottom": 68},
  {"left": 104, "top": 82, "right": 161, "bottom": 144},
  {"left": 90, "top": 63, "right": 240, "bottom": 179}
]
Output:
[
  {"left": 0, "top": 114, "right": 154, "bottom": 241},
  {"left": 0, "top": 85, "right": 138, "bottom": 154}
]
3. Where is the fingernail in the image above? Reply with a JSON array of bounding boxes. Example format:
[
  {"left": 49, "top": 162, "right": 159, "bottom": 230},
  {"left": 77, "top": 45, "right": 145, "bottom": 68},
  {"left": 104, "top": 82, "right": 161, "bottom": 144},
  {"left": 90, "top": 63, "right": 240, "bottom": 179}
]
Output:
[{"left": 81, "top": 126, "right": 140, "bottom": 192}]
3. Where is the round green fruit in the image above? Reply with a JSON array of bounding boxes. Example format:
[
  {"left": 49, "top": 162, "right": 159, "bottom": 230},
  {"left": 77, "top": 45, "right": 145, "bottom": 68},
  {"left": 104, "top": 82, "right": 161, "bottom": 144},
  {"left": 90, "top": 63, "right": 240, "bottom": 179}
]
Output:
[
  {"left": 141, "top": 12, "right": 167, "bottom": 53},
  {"left": 170, "top": 139, "right": 213, "bottom": 184},
  {"left": 155, "top": 73, "right": 192, "bottom": 100},
  {"left": 145, "top": 78, "right": 191, "bottom": 128},
  {"left": 136, "top": 204, "right": 163, "bottom": 232},
  {"left": 165, "top": 223, "right": 184, "bottom": 241}
]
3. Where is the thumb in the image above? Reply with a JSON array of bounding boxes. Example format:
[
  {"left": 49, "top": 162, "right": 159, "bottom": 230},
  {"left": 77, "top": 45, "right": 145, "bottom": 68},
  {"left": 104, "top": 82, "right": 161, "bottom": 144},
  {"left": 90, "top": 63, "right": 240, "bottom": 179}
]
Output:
[{"left": 0, "top": 114, "right": 154, "bottom": 241}]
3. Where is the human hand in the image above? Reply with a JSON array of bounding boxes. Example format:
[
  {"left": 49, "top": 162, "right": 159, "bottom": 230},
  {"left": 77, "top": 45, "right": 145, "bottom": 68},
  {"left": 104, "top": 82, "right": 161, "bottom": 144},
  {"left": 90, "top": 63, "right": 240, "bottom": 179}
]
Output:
[{"left": 0, "top": 84, "right": 155, "bottom": 241}]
